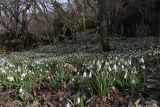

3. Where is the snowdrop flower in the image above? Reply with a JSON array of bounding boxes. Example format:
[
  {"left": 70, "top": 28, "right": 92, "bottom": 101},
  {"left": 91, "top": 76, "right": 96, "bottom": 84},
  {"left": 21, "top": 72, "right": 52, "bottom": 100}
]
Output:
[
  {"left": 66, "top": 103, "right": 71, "bottom": 107},
  {"left": 9, "top": 64, "right": 14, "bottom": 68},
  {"left": 83, "top": 72, "right": 87, "bottom": 77},
  {"left": 5, "top": 66, "right": 9, "bottom": 70},
  {"left": 76, "top": 97, "right": 81, "bottom": 105},
  {"left": 89, "top": 72, "right": 92, "bottom": 78},
  {"left": 71, "top": 78, "right": 75, "bottom": 82},
  {"left": 74, "top": 68, "right": 77, "bottom": 72},
  {"left": 48, "top": 76, "right": 51, "bottom": 80},
  {"left": 104, "top": 61, "right": 109, "bottom": 66},
  {"left": 121, "top": 65, "right": 124, "bottom": 70},
  {"left": 131, "top": 79, "right": 136, "bottom": 84},
  {"left": 18, "top": 66, "right": 21, "bottom": 72},
  {"left": 124, "top": 69, "right": 128, "bottom": 79},
  {"left": 124, "top": 61, "right": 128, "bottom": 66},
  {"left": 101, "top": 60, "right": 104, "bottom": 63},
  {"left": 92, "top": 60, "right": 96, "bottom": 64},
  {"left": 115, "top": 57, "right": 118, "bottom": 60},
  {"left": 19, "top": 88, "right": 23, "bottom": 93},
  {"left": 96, "top": 61, "right": 101, "bottom": 71},
  {"left": 64, "top": 64, "right": 67, "bottom": 67},
  {"left": 21, "top": 73, "right": 27, "bottom": 78},
  {"left": 128, "top": 60, "right": 132, "bottom": 65},
  {"left": 134, "top": 70, "right": 138, "bottom": 74},
  {"left": 7, "top": 76, "right": 14, "bottom": 81},
  {"left": 0, "top": 68, "right": 6, "bottom": 74},
  {"left": 141, "top": 65, "right": 146, "bottom": 69},
  {"left": 139, "top": 58, "right": 144, "bottom": 63},
  {"left": 118, "top": 62, "right": 121, "bottom": 65},
  {"left": 124, "top": 72, "right": 128, "bottom": 79},
  {"left": 108, "top": 66, "right": 112, "bottom": 72},
  {"left": 113, "top": 64, "right": 118, "bottom": 71},
  {"left": 120, "top": 58, "right": 124, "bottom": 62},
  {"left": 109, "top": 60, "right": 113, "bottom": 64},
  {"left": 19, "top": 88, "right": 24, "bottom": 95}
]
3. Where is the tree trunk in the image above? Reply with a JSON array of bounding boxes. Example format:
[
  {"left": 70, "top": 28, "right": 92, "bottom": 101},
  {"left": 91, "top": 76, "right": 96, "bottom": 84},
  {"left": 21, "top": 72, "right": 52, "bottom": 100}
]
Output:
[
  {"left": 157, "top": 9, "right": 160, "bottom": 43},
  {"left": 98, "top": 0, "right": 110, "bottom": 52}
]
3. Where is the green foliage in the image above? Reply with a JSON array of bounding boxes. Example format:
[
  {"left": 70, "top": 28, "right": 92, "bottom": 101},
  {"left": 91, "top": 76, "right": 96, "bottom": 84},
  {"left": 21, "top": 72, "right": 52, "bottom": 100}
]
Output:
[
  {"left": 84, "top": 55, "right": 147, "bottom": 96},
  {"left": 87, "top": 70, "right": 114, "bottom": 96},
  {"left": 50, "top": 63, "right": 70, "bottom": 91}
]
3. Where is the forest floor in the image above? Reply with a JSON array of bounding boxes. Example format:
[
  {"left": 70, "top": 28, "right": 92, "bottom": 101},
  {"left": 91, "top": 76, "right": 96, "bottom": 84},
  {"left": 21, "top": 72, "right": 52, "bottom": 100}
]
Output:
[{"left": 0, "top": 29, "right": 160, "bottom": 107}]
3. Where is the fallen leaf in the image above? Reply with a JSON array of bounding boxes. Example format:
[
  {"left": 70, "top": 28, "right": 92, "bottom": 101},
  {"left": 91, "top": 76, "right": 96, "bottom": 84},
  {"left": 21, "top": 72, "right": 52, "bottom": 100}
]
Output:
[
  {"left": 134, "top": 99, "right": 143, "bottom": 107},
  {"left": 128, "top": 100, "right": 136, "bottom": 107},
  {"left": 32, "top": 100, "right": 40, "bottom": 107},
  {"left": 5, "top": 101, "right": 14, "bottom": 107},
  {"left": 65, "top": 63, "right": 77, "bottom": 72}
]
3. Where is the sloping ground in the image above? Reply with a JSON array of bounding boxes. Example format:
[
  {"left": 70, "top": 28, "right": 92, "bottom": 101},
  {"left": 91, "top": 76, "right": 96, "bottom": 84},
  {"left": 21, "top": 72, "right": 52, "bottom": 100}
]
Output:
[
  {"left": 0, "top": 30, "right": 159, "bottom": 106},
  {"left": 30, "top": 29, "right": 159, "bottom": 54}
]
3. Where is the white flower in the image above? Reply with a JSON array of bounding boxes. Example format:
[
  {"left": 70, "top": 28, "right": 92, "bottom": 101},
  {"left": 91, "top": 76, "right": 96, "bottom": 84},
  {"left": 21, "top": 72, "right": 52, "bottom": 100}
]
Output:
[
  {"left": 89, "top": 72, "right": 92, "bottom": 78},
  {"left": 66, "top": 103, "right": 71, "bottom": 107},
  {"left": 124, "top": 73, "right": 127, "bottom": 79},
  {"left": 124, "top": 69, "right": 128, "bottom": 79},
  {"left": 92, "top": 60, "right": 96, "bottom": 64},
  {"left": 48, "top": 76, "right": 51, "bottom": 79},
  {"left": 134, "top": 70, "right": 138, "bottom": 74},
  {"left": 76, "top": 97, "right": 81, "bottom": 105},
  {"left": 132, "top": 79, "right": 136, "bottom": 84},
  {"left": 83, "top": 72, "right": 87, "bottom": 77},
  {"left": 7, "top": 76, "right": 14, "bottom": 81},
  {"left": 108, "top": 66, "right": 112, "bottom": 72},
  {"left": 96, "top": 61, "right": 101, "bottom": 71},
  {"left": 128, "top": 60, "right": 132, "bottom": 65},
  {"left": 120, "top": 58, "right": 124, "bottom": 62},
  {"left": 77, "top": 72, "right": 80, "bottom": 75},
  {"left": 29, "top": 70, "right": 32, "bottom": 73},
  {"left": 141, "top": 65, "right": 146, "bottom": 69},
  {"left": 19, "top": 88, "right": 24, "bottom": 94},
  {"left": 74, "top": 68, "right": 77, "bottom": 72},
  {"left": 115, "top": 57, "right": 118, "bottom": 60},
  {"left": 19, "top": 88, "right": 23, "bottom": 93},
  {"left": 21, "top": 73, "right": 26, "bottom": 78},
  {"left": 0, "top": 68, "right": 6, "bottom": 74},
  {"left": 101, "top": 60, "right": 104, "bottom": 63},
  {"left": 18, "top": 66, "right": 21, "bottom": 72},
  {"left": 139, "top": 58, "right": 144, "bottom": 63},
  {"left": 124, "top": 61, "right": 128, "bottom": 66},
  {"left": 9, "top": 64, "right": 14, "bottom": 68},
  {"left": 104, "top": 61, "right": 109, "bottom": 66},
  {"left": 121, "top": 65, "right": 124, "bottom": 70},
  {"left": 109, "top": 60, "right": 113, "bottom": 64},
  {"left": 71, "top": 78, "right": 75, "bottom": 82},
  {"left": 113, "top": 64, "right": 118, "bottom": 71}
]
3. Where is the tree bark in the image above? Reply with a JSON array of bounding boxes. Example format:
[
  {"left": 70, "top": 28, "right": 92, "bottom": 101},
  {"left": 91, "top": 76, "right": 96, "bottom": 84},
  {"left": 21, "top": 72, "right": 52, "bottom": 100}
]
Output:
[{"left": 98, "top": 0, "right": 110, "bottom": 52}]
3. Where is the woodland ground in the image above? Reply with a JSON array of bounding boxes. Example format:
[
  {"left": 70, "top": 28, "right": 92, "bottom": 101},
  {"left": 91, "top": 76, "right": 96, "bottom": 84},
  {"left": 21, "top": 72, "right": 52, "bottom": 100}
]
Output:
[{"left": 0, "top": 29, "right": 160, "bottom": 107}]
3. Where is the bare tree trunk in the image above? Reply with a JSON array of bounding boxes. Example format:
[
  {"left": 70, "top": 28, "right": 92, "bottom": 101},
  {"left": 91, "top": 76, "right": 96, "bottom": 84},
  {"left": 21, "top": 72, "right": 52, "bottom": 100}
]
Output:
[
  {"left": 14, "top": 0, "right": 20, "bottom": 38},
  {"left": 98, "top": 0, "right": 110, "bottom": 52},
  {"left": 157, "top": 12, "right": 160, "bottom": 43}
]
